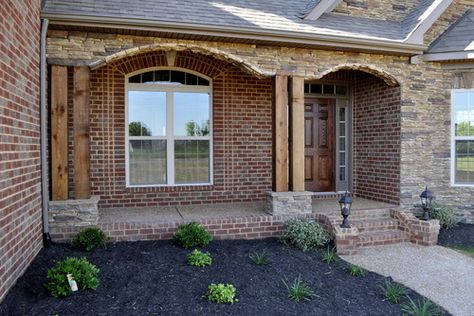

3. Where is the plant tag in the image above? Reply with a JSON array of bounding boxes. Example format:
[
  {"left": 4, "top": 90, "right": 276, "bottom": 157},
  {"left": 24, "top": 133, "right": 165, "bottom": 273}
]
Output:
[{"left": 67, "top": 273, "right": 78, "bottom": 292}]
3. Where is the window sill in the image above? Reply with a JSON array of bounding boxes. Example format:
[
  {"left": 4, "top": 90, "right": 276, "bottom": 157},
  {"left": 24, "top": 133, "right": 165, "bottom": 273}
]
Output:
[{"left": 126, "top": 184, "right": 214, "bottom": 193}]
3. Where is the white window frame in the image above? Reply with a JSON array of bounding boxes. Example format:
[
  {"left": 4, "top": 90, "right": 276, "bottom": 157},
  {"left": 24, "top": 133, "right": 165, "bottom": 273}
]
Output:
[
  {"left": 125, "top": 67, "right": 213, "bottom": 188},
  {"left": 451, "top": 89, "right": 474, "bottom": 187}
]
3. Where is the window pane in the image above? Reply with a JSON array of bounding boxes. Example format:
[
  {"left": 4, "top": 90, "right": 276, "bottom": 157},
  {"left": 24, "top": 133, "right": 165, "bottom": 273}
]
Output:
[
  {"left": 340, "top": 122, "right": 346, "bottom": 137},
  {"left": 141, "top": 71, "right": 154, "bottom": 84},
  {"left": 340, "top": 167, "right": 346, "bottom": 181},
  {"left": 175, "top": 140, "right": 210, "bottom": 184},
  {"left": 454, "top": 91, "right": 474, "bottom": 136},
  {"left": 186, "top": 73, "right": 198, "bottom": 85},
  {"left": 129, "top": 140, "right": 167, "bottom": 185},
  {"left": 154, "top": 70, "right": 170, "bottom": 83},
  {"left": 171, "top": 71, "right": 186, "bottom": 84},
  {"left": 128, "top": 91, "right": 166, "bottom": 136},
  {"left": 323, "top": 84, "right": 334, "bottom": 94},
  {"left": 129, "top": 74, "right": 141, "bottom": 83},
  {"left": 455, "top": 140, "right": 474, "bottom": 184},
  {"left": 336, "top": 85, "right": 347, "bottom": 95},
  {"left": 304, "top": 84, "right": 310, "bottom": 93},
  {"left": 311, "top": 84, "right": 322, "bottom": 94},
  {"left": 174, "top": 93, "right": 210, "bottom": 136}
]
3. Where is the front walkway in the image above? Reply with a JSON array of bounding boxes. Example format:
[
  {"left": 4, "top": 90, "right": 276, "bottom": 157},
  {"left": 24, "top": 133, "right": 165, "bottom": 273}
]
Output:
[{"left": 340, "top": 243, "right": 474, "bottom": 316}]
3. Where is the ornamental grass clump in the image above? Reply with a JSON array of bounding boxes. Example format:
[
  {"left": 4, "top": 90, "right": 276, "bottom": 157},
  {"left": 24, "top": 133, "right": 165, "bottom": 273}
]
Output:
[
  {"left": 174, "top": 222, "right": 212, "bottom": 248},
  {"left": 282, "top": 218, "right": 329, "bottom": 251},
  {"left": 72, "top": 227, "right": 107, "bottom": 251},
  {"left": 249, "top": 251, "right": 271, "bottom": 266},
  {"left": 187, "top": 249, "right": 212, "bottom": 267},
  {"left": 207, "top": 283, "right": 238, "bottom": 304},
  {"left": 282, "top": 275, "right": 316, "bottom": 302},
  {"left": 428, "top": 203, "right": 458, "bottom": 229},
  {"left": 45, "top": 257, "right": 99, "bottom": 298},
  {"left": 401, "top": 296, "right": 441, "bottom": 316},
  {"left": 347, "top": 264, "right": 367, "bottom": 277},
  {"left": 322, "top": 246, "right": 337, "bottom": 264},
  {"left": 378, "top": 277, "right": 407, "bottom": 304}
]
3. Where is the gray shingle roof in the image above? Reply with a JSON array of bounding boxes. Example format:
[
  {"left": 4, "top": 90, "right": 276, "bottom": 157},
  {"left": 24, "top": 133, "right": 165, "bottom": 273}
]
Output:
[
  {"left": 41, "top": 0, "right": 407, "bottom": 41},
  {"left": 428, "top": 9, "right": 474, "bottom": 53}
]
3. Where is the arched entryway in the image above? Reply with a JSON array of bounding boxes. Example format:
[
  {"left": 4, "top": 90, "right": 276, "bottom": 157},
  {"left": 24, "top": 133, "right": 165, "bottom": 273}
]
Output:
[{"left": 304, "top": 67, "right": 401, "bottom": 204}]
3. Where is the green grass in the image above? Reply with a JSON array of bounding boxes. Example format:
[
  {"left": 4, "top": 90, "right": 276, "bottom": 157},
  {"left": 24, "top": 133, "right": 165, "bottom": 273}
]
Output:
[
  {"left": 249, "top": 251, "right": 271, "bottom": 266},
  {"left": 321, "top": 246, "right": 337, "bottom": 264},
  {"left": 378, "top": 278, "right": 407, "bottom": 304},
  {"left": 401, "top": 296, "right": 441, "bottom": 316},
  {"left": 448, "top": 245, "right": 474, "bottom": 258}
]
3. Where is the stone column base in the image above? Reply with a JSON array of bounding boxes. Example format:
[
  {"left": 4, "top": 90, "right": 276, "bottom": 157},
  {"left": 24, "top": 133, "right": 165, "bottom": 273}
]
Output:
[
  {"left": 48, "top": 196, "right": 100, "bottom": 228},
  {"left": 266, "top": 191, "right": 313, "bottom": 216}
]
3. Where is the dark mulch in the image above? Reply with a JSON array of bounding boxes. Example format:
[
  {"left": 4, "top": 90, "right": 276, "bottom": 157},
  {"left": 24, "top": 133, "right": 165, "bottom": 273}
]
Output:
[
  {"left": 0, "top": 239, "right": 448, "bottom": 316},
  {"left": 438, "top": 223, "right": 474, "bottom": 247}
]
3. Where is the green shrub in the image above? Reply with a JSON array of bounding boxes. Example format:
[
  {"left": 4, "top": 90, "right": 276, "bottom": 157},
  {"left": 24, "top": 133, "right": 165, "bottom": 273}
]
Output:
[
  {"left": 45, "top": 257, "right": 99, "bottom": 297},
  {"left": 282, "top": 275, "right": 316, "bottom": 302},
  {"left": 322, "top": 246, "right": 337, "bottom": 264},
  {"left": 401, "top": 296, "right": 441, "bottom": 316},
  {"left": 249, "top": 251, "right": 271, "bottom": 266},
  {"left": 378, "top": 278, "right": 407, "bottom": 304},
  {"left": 282, "top": 218, "right": 329, "bottom": 251},
  {"left": 429, "top": 203, "right": 458, "bottom": 229},
  {"left": 187, "top": 249, "right": 212, "bottom": 267},
  {"left": 207, "top": 283, "right": 238, "bottom": 304},
  {"left": 347, "top": 264, "right": 367, "bottom": 277},
  {"left": 72, "top": 227, "right": 107, "bottom": 251},
  {"left": 174, "top": 222, "right": 212, "bottom": 248}
]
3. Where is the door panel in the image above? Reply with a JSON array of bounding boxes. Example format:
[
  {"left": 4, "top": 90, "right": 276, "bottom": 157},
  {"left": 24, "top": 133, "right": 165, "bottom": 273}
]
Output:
[{"left": 304, "top": 99, "right": 335, "bottom": 192}]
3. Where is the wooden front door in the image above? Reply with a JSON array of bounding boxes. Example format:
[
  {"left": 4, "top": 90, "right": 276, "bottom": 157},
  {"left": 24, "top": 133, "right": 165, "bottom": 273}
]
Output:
[{"left": 304, "top": 99, "right": 335, "bottom": 192}]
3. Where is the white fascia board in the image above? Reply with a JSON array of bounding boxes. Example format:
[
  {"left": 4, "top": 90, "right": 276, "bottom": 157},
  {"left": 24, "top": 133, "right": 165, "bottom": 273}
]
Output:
[
  {"left": 405, "top": 0, "right": 454, "bottom": 44},
  {"left": 304, "top": 0, "right": 343, "bottom": 20},
  {"left": 423, "top": 50, "right": 474, "bottom": 61}
]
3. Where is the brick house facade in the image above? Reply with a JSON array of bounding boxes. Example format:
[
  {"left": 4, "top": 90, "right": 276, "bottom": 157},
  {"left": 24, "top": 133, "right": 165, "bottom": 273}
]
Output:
[{"left": 0, "top": 0, "right": 43, "bottom": 302}]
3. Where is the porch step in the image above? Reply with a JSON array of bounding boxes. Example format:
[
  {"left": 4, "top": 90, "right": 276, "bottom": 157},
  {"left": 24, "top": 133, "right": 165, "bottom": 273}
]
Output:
[
  {"left": 357, "top": 229, "right": 408, "bottom": 247},
  {"left": 352, "top": 218, "right": 397, "bottom": 232}
]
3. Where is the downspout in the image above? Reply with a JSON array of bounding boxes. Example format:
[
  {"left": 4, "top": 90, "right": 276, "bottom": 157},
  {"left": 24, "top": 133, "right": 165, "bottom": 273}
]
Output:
[{"left": 40, "top": 18, "right": 51, "bottom": 247}]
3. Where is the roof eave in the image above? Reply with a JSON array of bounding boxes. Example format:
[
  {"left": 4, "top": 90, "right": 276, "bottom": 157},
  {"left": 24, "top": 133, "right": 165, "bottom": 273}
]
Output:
[
  {"left": 423, "top": 51, "right": 474, "bottom": 61},
  {"left": 41, "top": 13, "right": 426, "bottom": 56}
]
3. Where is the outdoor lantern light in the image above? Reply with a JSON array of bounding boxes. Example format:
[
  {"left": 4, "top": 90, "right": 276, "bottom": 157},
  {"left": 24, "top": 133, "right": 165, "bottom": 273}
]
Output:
[
  {"left": 339, "top": 191, "right": 353, "bottom": 228},
  {"left": 420, "top": 187, "right": 434, "bottom": 221}
]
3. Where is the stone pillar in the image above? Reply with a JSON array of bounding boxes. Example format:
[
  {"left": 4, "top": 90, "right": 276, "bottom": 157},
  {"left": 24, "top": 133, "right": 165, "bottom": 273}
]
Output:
[
  {"left": 48, "top": 196, "right": 100, "bottom": 228},
  {"left": 266, "top": 191, "right": 313, "bottom": 216}
]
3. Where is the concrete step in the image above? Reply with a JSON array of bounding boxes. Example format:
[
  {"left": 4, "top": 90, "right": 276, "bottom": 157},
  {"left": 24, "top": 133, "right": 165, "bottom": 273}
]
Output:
[
  {"left": 357, "top": 229, "right": 408, "bottom": 247},
  {"left": 352, "top": 218, "right": 397, "bottom": 232}
]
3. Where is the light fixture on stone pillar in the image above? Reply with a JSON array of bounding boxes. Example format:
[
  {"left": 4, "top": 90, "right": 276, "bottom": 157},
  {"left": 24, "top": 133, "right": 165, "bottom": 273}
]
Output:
[
  {"left": 420, "top": 187, "right": 434, "bottom": 221},
  {"left": 339, "top": 191, "right": 353, "bottom": 228}
]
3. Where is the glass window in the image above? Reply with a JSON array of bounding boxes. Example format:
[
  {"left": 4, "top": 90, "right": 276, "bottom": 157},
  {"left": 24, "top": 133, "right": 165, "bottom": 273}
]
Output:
[
  {"left": 452, "top": 90, "right": 474, "bottom": 185},
  {"left": 127, "top": 70, "right": 212, "bottom": 186}
]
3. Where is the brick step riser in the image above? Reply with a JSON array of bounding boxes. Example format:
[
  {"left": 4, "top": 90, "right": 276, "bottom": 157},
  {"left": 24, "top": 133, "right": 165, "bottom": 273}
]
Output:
[
  {"left": 358, "top": 238, "right": 409, "bottom": 247},
  {"left": 356, "top": 225, "right": 397, "bottom": 232}
]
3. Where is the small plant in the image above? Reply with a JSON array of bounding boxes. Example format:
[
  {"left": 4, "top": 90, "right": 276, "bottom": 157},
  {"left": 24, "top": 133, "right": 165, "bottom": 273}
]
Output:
[
  {"left": 322, "top": 246, "right": 337, "bottom": 264},
  {"left": 174, "top": 222, "right": 212, "bottom": 249},
  {"left": 282, "top": 218, "right": 329, "bottom": 251},
  {"left": 45, "top": 257, "right": 99, "bottom": 297},
  {"left": 378, "top": 277, "right": 407, "bottom": 304},
  {"left": 207, "top": 283, "right": 238, "bottom": 304},
  {"left": 249, "top": 251, "right": 271, "bottom": 266},
  {"left": 72, "top": 227, "right": 107, "bottom": 251},
  {"left": 188, "top": 249, "right": 212, "bottom": 267},
  {"left": 347, "top": 264, "right": 367, "bottom": 276},
  {"left": 282, "top": 275, "right": 316, "bottom": 302},
  {"left": 429, "top": 203, "right": 458, "bottom": 229},
  {"left": 401, "top": 296, "right": 441, "bottom": 316}
]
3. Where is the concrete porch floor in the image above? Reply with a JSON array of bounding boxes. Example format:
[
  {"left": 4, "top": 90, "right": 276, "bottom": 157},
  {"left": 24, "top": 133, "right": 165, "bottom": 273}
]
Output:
[{"left": 99, "top": 198, "right": 397, "bottom": 224}]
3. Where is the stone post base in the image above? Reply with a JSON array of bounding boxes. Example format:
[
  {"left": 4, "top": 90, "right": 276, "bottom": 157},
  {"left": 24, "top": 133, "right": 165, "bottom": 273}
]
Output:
[
  {"left": 266, "top": 191, "right": 313, "bottom": 216},
  {"left": 48, "top": 196, "right": 100, "bottom": 228}
]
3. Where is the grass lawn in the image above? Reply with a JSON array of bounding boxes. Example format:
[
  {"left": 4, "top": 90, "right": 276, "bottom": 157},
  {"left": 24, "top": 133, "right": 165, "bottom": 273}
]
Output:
[
  {"left": 447, "top": 245, "right": 474, "bottom": 258},
  {"left": 438, "top": 222, "right": 474, "bottom": 259},
  {"left": 0, "top": 239, "right": 447, "bottom": 316}
]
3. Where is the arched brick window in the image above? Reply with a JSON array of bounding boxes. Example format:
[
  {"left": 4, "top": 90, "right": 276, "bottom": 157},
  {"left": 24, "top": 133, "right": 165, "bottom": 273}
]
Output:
[{"left": 126, "top": 67, "right": 212, "bottom": 187}]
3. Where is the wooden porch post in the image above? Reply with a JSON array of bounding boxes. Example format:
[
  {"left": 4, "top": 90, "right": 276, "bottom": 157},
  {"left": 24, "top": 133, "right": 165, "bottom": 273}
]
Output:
[
  {"left": 51, "top": 65, "right": 68, "bottom": 200},
  {"left": 289, "top": 76, "right": 305, "bottom": 192},
  {"left": 73, "top": 66, "right": 91, "bottom": 199},
  {"left": 272, "top": 75, "right": 289, "bottom": 192}
]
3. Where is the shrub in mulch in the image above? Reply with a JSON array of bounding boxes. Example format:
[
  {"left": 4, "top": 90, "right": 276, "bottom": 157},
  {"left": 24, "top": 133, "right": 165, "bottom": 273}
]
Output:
[{"left": 173, "top": 222, "right": 212, "bottom": 248}]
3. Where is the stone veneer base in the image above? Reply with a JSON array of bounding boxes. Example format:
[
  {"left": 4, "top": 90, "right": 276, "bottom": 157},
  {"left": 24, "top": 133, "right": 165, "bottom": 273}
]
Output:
[
  {"left": 48, "top": 196, "right": 100, "bottom": 229},
  {"left": 265, "top": 191, "right": 313, "bottom": 216}
]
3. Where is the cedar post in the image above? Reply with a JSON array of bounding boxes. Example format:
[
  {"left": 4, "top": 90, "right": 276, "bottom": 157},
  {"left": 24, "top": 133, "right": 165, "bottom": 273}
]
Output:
[
  {"left": 289, "top": 77, "right": 305, "bottom": 192},
  {"left": 73, "top": 66, "right": 91, "bottom": 199},
  {"left": 272, "top": 75, "right": 289, "bottom": 192},
  {"left": 51, "top": 65, "right": 68, "bottom": 200}
]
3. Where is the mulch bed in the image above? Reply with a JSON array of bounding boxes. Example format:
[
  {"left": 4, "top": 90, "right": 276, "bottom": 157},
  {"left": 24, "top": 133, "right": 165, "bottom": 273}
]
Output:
[
  {"left": 1, "top": 238, "right": 447, "bottom": 315},
  {"left": 438, "top": 223, "right": 474, "bottom": 247}
]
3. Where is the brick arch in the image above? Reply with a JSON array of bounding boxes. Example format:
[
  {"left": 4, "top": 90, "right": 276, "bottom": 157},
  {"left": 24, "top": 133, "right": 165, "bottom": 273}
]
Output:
[
  {"left": 317, "top": 64, "right": 400, "bottom": 87},
  {"left": 91, "top": 43, "right": 268, "bottom": 79}
]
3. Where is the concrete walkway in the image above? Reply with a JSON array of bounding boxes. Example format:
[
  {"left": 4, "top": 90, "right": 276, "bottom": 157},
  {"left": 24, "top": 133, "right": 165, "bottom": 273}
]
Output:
[{"left": 341, "top": 243, "right": 474, "bottom": 316}]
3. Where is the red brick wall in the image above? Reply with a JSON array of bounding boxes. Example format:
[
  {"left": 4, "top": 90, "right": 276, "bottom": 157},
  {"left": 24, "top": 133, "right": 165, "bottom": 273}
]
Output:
[
  {"left": 74, "top": 51, "right": 273, "bottom": 208},
  {"left": 0, "top": 0, "right": 42, "bottom": 302},
  {"left": 353, "top": 73, "right": 401, "bottom": 204}
]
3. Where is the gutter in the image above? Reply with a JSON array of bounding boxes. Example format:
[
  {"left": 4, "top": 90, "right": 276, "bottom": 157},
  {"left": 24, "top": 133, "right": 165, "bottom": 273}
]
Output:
[
  {"left": 41, "top": 13, "right": 426, "bottom": 56},
  {"left": 40, "top": 18, "right": 51, "bottom": 247},
  {"left": 423, "top": 51, "right": 474, "bottom": 62}
]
